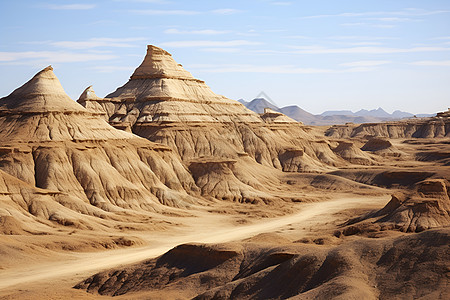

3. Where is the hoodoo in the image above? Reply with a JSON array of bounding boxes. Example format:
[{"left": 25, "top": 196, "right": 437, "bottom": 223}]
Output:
[
  {"left": 0, "top": 66, "right": 201, "bottom": 227},
  {"left": 79, "top": 45, "right": 343, "bottom": 174}
]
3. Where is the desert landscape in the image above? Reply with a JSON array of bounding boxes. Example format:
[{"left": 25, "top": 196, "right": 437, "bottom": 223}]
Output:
[{"left": 0, "top": 43, "right": 448, "bottom": 299}]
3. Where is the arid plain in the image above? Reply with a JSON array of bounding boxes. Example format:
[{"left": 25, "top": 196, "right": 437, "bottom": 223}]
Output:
[{"left": 0, "top": 45, "right": 449, "bottom": 299}]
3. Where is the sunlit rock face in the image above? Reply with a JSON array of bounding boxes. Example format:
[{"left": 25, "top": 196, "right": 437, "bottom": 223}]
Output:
[
  {"left": 0, "top": 66, "right": 200, "bottom": 220},
  {"left": 80, "top": 45, "right": 343, "bottom": 173}
]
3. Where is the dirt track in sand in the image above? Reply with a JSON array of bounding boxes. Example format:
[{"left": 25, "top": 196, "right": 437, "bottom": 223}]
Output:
[{"left": 0, "top": 196, "right": 388, "bottom": 293}]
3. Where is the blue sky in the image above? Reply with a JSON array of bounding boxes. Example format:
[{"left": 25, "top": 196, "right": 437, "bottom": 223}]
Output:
[{"left": 1, "top": 0, "right": 449, "bottom": 114}]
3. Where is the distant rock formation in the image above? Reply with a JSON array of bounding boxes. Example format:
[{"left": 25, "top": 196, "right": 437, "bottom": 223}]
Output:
[
  {"left": 240, "top": 98, "right": 429, "bottom": 125},
  {"left": 325, "top": 112, "right": 450, "bottom": 139}
]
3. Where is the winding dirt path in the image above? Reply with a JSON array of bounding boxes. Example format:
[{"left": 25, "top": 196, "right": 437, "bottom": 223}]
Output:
[{"left": 0, "top": 196, "right": 388, "bottom": 293}]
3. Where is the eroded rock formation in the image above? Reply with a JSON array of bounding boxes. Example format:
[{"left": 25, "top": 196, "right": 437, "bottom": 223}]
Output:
[
  {"left": 0, "top": 66, "right": 201, "bottom": 227},
  {"left": 79, "top": 45, "right": 343, "bottom": 173},
  {"left": 325, "top": 114, "right": 450, "bottom": 139}
]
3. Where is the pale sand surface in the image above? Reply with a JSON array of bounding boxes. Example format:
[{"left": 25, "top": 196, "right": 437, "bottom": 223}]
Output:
[{"left": 0, "top": 195, "right": 389, "bottom": 299}]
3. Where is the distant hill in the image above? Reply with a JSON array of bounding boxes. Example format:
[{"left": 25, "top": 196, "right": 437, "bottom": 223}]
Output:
[
  {"left": 240, "top": 98, "right": 434, "bottom": 125},
  {"left": 243, "top": 98, "right": 279, "bottom": 114}
]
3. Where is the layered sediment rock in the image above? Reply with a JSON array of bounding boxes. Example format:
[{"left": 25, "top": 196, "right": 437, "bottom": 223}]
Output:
[
  {"left": 341, "top": 179, "right": 450, "bottom": 234},
  {"left": 332, "top": 141, "right": 376, "bottom": 165},
  {"left": 0, "top": 66, "right": 200, "bottom": 220},
  {"left": 325, "top": 114, "right": 450, "bottom": 139},
  {"left": 79, "top": 45, "right": 342, "bottom": 173}
]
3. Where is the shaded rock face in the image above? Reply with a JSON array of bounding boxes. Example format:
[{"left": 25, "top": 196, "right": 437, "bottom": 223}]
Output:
[
  {"left": 332, "top": 141, "right": 375, "bottom": 165},
  {"left": 325, "top": 116, "right": 450, "bottom": 139},
  {"left": 342, "top": 179, "right": 450, "bottom": 234},
  {"left": 79, "top": 45, "right": 343, "bottom": 173},
  {"left": 375, "top": 179, "right": 450, "bottom": 232},
  {"left": 0, "top": 66, "right": 201, "bottom": 222},
  {"left": 76, "top": 229, "right": 450, "bottom": 299}
]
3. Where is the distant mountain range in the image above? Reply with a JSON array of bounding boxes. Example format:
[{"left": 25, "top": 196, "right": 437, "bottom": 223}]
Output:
[{"left": 239, "top": 98, "right": 435, "bottom": 125}]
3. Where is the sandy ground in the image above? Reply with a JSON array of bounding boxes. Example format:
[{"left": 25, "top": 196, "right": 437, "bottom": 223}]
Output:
[{"left": 0, "top": 195, "right": 389, "bottom": 299}]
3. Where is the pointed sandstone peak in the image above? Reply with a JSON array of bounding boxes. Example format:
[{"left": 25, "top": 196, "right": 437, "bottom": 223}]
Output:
[
  {"left": 130, "top": 45, "right": 198, "bottom": 81},
  {"left": 78, "top": 85, "right": 101, "bottom": 102},
  {"left": 0, "top": 65, "right": 83, "bottom": 113},
  {"left": 0, "top": 66, "right": 133, "bottom": 142}
]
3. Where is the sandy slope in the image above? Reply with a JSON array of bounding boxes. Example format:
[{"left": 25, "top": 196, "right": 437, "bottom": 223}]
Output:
[{"left": 0, "top": 195, "right": 388, "bottom": 298}]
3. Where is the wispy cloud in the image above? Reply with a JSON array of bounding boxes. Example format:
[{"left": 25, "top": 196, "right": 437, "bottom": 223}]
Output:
[
  {"left": 410, "top": 60, "right": 450, "bottom": 66},
  {"left": 129, "top": 9, "right": 200, "bottom": 15},
  {"left": 91, "top": 65, "right": 136, "bottom": 73},
  {"left": 160, "top": 40, "right": 262, "bottom": 48},
  {"left": 271, "top": 1, "right": 292, "bottom": 5},
  {"left": 302, "top": 8, "right": 450, "bottom": 19},
  {"left": 366, "top": 17, "right": 416, "bottom": 22},
  {"left": 212, "top": 8, "right": 241, "bottom": 15},
  {"left": 50, "top": 37, "right": 146, "bottom": 49},
  {"left": 340, "top": 60, "right": 391, "bottom": 67},
  {"left": 290, "top": 46, "right": 450, "bottom": 54},
  {"left": 200, "top": 48, "right": 241, "bottom": 53},
  {"left": 0, "top": 51, "right": 117, "bottom": 63},
  {"left": 129, "top": 8, "right": 240, "bottom": 16},
  {"left": 114, "top": 0, "right": 170, "bottom": 3},
  {"left": 45, "top": 3, "right": 96, "bottom": 10},
  {"left": 189, "top": 63, "right": 376, "bottom": 74},
  {"left": 164, "top": 29, "right": 231, "bottom": 35}
]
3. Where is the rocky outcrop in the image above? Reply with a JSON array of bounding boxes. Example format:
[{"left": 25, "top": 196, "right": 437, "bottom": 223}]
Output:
[
  {"left": 332, "top": 141, "right": 376, "bottom": 165},
  {"left": 0, "top": 66, "right": 200, "bottom": 217},
  {"left": 341, "top": 179, "right": 450, "bottom": 234},
  {"left": 361, "top": 138, "right": 406, "bottom": 157},
  {"left": 76, "top": 229, "right": 450, "bottom": 299},
  {"left": 374, "top": 179, "right": 450, "bottom": 232},
  {"left": 325, "top": 115, "right": 450, "bottom": 139},
  {"left": 79, "top": 45, "right": 343, "bottom": 173}
]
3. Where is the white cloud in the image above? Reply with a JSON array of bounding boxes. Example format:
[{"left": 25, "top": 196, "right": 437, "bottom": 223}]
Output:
[
  {"left": 283, "top": 35, "right": 309, "bottom": 39},
  {"left": 114, "top": 0, "right": 169, "bottom": 3},
  {"left": 46, "top": 4, "right": 96, "bottom": 10},
  {"left": 91, "top": 66, "right": 136, "bottom": 73},
  {"left": 200, "top": 48, "right": 241, "bottom": 53},
  {"left": 50, "top": 37, "right": 146, "bottom": 49},
  {"left": 410, "top": 60, "right": 450, "bottom": 66},
  {"left": 367, "top": 17, "right": 416, "bottom": 22},
  {"left": 290, "top": 46, "right": 450, "bottom": 54},
  {"left": 0, "top": 51, "right": 117, "bottom": 63},
  {"left": 271, "top": 1, "right": 292, "bottom": 5},
  {"left": 188, "top": 63, "right": 376, "bottom": 74},
  {"left": 212, "top": 8, "right": 241, "bottom": 15},
  {"left": 129, "top": 9, "right": 200, "bottom": 15},
  {"left": 164, "top": 29, "right": 231, "bottom": 35},
  {"left": 340, "top": 60, "right": 391, "bottom": 67},
  {"left": 302, "top": 9, "right": 450, "bottom": 19},
  {"left": 328, "top": 35, "right": 396, "bottom": 41},
  {"left": 160, "top": 40, "right": 262, "bottom": 48},
  {"left": 129, "top": 8, "right": 240, "bottom": 16}
]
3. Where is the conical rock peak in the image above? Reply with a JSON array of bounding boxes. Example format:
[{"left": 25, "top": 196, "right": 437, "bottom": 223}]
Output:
[
  {"left": 0, "top": 66, "right": 83, "bottom": 113},
  {"left": 130, "top": 45, "right": 197, "bottom": 81}
]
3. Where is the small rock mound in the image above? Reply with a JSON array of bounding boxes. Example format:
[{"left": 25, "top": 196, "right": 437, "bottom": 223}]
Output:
[
  {"left": 332, "top": 141, "right": 375, "bottom": 165},
  {"left": 361, "top": 138, "right": 405, "bottom": 157},
  {"left": 343, "top": 179, "right": 450, "bottom": 234},
  {"left": 361, "top": 137, "right": 392, "bottom": 151},
  {"left": 189, "top": 158, "right": 275, "bottom": 203}
]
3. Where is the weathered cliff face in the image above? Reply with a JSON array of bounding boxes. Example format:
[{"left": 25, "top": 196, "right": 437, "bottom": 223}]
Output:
[
  {"left": 0, "top": 67, "right": 200, "bottom": 218},
  {"left": 79, "top": 45, "right": 343, "bottom": 173},
  {"left": 325, "top": 116, "right": 450, "bottom": 139}
]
